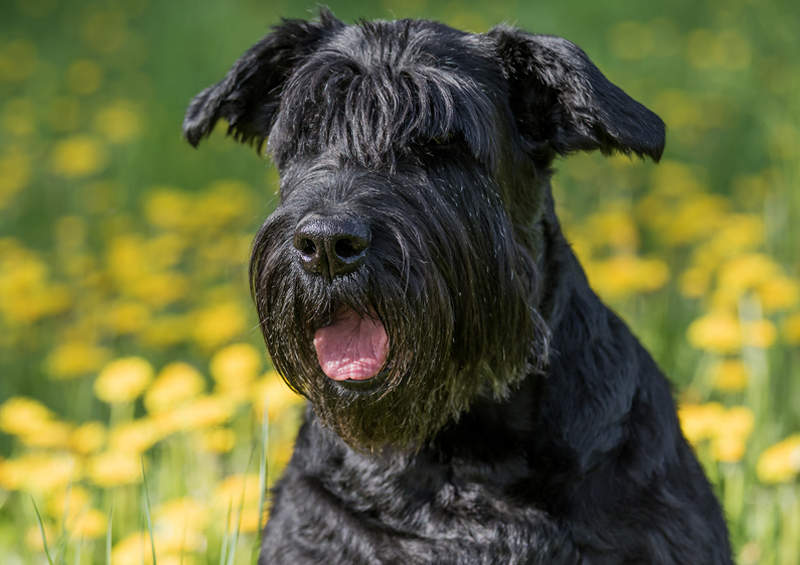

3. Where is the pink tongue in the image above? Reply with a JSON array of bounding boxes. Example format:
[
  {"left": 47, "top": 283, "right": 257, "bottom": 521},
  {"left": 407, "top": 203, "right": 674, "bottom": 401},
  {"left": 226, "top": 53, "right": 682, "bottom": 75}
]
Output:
[{"left": 313, "top": 308, "right": 389, "bottom": 381}]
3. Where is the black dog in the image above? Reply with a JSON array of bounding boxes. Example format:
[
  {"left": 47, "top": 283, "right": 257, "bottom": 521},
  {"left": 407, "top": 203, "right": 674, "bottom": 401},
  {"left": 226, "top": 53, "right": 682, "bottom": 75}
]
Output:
[{"left": 184, "top": 10, "right": 732, "bottom": 564}]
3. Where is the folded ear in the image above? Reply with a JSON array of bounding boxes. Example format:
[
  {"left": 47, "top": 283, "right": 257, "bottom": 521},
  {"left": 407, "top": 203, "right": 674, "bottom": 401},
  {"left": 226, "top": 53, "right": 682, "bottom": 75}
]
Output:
[
  {"left": 488, "top": 25, "right": 665, "bottom": 162},
  {"left": 183, "top": 8, "right": 343, "bottom": 150}
]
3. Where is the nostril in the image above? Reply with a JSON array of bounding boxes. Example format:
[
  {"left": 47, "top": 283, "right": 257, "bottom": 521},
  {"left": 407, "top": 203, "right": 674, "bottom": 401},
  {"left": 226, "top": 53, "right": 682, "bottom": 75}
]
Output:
[
  {"left": 298, "top": 237, "right": 317, "bottom": 257},
  {"left": 334, "top": 237, "right": 365, "bottom": 260}
]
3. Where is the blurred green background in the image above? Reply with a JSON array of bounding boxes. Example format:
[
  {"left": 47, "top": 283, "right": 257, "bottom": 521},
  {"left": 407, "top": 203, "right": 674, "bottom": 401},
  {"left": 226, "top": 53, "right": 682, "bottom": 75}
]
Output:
[{"left": 1, "top": 0, "right": 799, "bottom": 563}]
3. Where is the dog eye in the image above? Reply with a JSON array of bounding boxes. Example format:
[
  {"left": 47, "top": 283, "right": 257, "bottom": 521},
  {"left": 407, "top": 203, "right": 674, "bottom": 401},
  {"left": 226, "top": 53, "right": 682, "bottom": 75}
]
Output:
[{"left": 430, "top": 135, "right": 455, "bottom": 147}]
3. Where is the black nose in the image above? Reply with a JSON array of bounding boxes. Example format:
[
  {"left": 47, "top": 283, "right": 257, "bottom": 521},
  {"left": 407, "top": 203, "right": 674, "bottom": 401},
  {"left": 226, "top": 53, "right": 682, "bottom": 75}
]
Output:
[{"left": 293, "top": 215, "right": 371, "bottom": 279}]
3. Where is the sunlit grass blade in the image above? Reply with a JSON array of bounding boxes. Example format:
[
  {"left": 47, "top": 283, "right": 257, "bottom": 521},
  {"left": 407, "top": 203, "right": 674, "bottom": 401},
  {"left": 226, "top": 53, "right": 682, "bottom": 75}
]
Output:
[
  {"left": 73, "top": 537, "right": 82, "bottom": 565},
  {"left": 257, "top": 404, "right": 270, "bottom": 536},
  {"left": 219, "top": 500, "right": 232, "bottom": 565},
  {"left": 225, "top": 484, "right": 247, "bottom": 565},
  {"left": 106, "top": 504, "right": 113, "bottom": 565},
  {"left": 142, "top": 458, "right": 158, "bottom": 565},
  {"left": 59, "top": 483, "right": 72, "bottom": 538},
  {"left": 250, "top": 401, "right": 271, "bottom": 564},
  {"left": 31, "top": 496, "right": 55, "bottom": 565}
]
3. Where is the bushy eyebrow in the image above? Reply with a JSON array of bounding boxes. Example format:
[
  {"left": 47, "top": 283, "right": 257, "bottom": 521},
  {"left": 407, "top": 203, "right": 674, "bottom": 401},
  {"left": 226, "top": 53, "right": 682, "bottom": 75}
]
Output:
[{"left": 268, "top": 24, "right": 505, "bottom": 170}]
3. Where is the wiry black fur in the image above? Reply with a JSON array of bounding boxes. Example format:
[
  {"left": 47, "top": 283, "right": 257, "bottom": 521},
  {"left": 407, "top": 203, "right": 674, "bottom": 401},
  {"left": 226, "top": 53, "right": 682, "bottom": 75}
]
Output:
[{"left": 184, "top": 9, "right": 732, "bottom": 564}]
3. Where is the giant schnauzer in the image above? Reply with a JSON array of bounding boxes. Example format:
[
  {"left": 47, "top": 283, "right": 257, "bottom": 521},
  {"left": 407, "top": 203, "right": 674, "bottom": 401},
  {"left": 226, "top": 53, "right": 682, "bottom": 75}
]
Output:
[{"left": 184, "top": 9, "right": 732, "bottom": 564}]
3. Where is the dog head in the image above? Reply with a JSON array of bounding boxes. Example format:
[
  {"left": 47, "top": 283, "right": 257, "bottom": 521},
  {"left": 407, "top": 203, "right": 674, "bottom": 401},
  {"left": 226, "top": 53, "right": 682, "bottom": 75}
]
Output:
[{"left": 184, "top": 9, "right": 664, "bottom": 451}]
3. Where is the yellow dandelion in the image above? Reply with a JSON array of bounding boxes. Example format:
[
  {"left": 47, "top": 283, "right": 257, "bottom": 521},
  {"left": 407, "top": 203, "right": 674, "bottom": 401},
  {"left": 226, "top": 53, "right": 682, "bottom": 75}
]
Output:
[
  {"left": 25, "top": 523, "right": 53, "bottom": 551},
  {"left": 93, "top": 100, "right": 142, "bottom": 143},
  {"left": 143, "top": 188, "right": 192, "bottom": 230},
  {"left": 718, "top": 253, "right": 780, "bottom": 295},
  {"left": 129, "top": 271, "right": 189, "bottom": 308},
  {"left": 742, "top": 319, "right": 777, "bottom": 349},
  {"left": 66, "top": 59, "right": 103, "bottom": 95},
  {"left": 69, "top": 507, "right": 107, "bottom": 539},
  {"left": 663, "top": 194, "right": 728, "bottom": 245},
  {"left": 710, "top": 406, "right": 754, "bottom": 463},
  {"left": 50, "top": 135, "right": 108, "bottom": 178},
  {"left": 226, "top": 506, "right": 263, "bottom": 534},
  {"left": 70, "top": 421, "right": 107, "bottom": 454},
  {"left": 253, "top": 370, "right": 305, "bottom": 421},
  {"left": 687, "top": 311, "right": 742, "bottom": 354},
  {"left": 757, "top": 276, "right": 800, "bottom": 313},
  {"left": 756, "top": 434, "right": 800, "bottom": 484},
  {"left": 108, "top": 418, "right": 166, "bottom": 454},
  {"left": 139, "top": 314, "right": 192, "bottom": 348},
  {"left": 199, "top": 427, "right": 237, "bottom": 453},
  {"left": 87, "top": 450, "right": 141, "bottom": 487},
  {"left": 111, "top": 532, "right": 154, "bottom": 565},
  {"left": 678, "top": 402, "right": 725, "bottom": 445},
  {"left": 164, "top": 394, "right": 237, "bottom": 432},
  {"left": 198, "top": 234, "right": 251, "bottom": 270},
  {"left": 708, "top": 359, "right": 749, "bottom": 392},
  {"left": 45, "top": 341, "right": 110, "bottom": 380},
  {"left": 712, "top": 434, "right": 747, "bottom": 464},
  {"left": 0, "top": 396, "right": 55, "bottom": 436},
  {"left": 0, "top": 145, "right": 31, "bottom": 208},
  {"left": 113, "top": 530, "right": 204, "bottom": 565},
  {"left": 153, "top": 526, "right": 205, "bottom": 554},
  {"left": 94, "top": 357, "right": 154, "bottom": 404},
  {"left": 0, "top": 245, "right": 72, "bottom": 324},
  {"left": 269, "top": 434, "right": 296, "bottom": 475},
  {"left": 46, "top": 486, "right": 106, "bottom": 537},
  {"left": 649, "top": 160, "right": 706, "bottom": 196},
  {"left": 155, "top": 497, "right": 210, "bottom": 533},
  {"left": 144, "top": 233, "right": 186, "bottom": 270},
  {"left": 583, "top": 207, "right": 639, "bottom": 251},
  {"left": 783, "top": 313, "right": 800, "bottom": 345},
  {"left": 18, "top": 418, "right": 74, "bottom": 449},
  {"left": 0, "top": 397, "right": 74, "bottom": 449},
  {"left": 0, "top": 453, "right": 79, "bottom": 493},
  {"left": 1, "top": 281, "right": 72, "bottom": 324},
  {"left": 0, "top": 39, "right": 38, "bottom": 82},
  {"left": 144, "top": 362, "right": 205, "bottom": 414},
  {"left": 191, "top": 302, "right": 247, "bottom": 349},
  {"left": 210, "top": 342, "right": 262, "bottom": 393},
  {"left": 214, "top": 473, "right": 261, "bottom": 511},
  {"left": 194, "top": 180, "right": 255, "bottom": 230},
  {"left": 651, "top": 90, "right": 703, "bottom": 131},
  {"left": 720, "top": 406, "right": 755, "bottom": 440},
  {"left": 47, "top": 486, "right": 91, "bottom": 520},
  {"left": 679, "top": 265, "right": 712, "bottom": 299},
  {"left": 585, "top": 255, "right": 669, "bottom": 300},
  {"left": 3, "top": 96, "right": 35, "bottom": 133},
  {"left": 103, "top": 301, "right": 151, "bottom": 335},
  {"left": 106, "top": 233, "right": 147, "bottom": 282},
  {"left": 686, "top": 29, "right": 750, "bottom": 71}
]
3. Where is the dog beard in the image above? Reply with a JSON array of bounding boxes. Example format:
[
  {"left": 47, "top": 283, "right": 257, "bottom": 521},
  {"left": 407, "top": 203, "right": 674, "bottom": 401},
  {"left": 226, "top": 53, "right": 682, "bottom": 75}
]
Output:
[{"left": 249, "top": 164, "right": 550, "bottom": 451}]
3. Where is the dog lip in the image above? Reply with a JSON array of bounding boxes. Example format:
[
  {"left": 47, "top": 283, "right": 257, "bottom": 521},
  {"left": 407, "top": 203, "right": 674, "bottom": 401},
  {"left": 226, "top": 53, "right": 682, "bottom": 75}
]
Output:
[{"left": 334, "top": 370, "right": 388, "bottom": 393}]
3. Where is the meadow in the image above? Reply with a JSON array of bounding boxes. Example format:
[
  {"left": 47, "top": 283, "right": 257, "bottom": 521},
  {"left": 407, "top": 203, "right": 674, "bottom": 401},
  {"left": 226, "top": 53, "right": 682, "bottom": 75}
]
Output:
[{"left": 1, "top": 0, "right": 798, "bottom": 563}]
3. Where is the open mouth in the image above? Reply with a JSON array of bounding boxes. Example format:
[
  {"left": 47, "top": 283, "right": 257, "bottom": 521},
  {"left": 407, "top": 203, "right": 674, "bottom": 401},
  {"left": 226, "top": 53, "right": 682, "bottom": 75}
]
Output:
[{"left": 313, "top": 307, "right": 389, "bottom": 382}]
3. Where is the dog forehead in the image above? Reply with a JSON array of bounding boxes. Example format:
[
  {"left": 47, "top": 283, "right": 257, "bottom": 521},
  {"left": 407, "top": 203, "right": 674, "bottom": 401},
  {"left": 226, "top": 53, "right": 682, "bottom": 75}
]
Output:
[
  {"left": 267, "top": 19, "right": 508, "bottom": 169},
  {"left": 320, "top": 19, "right": 482, "bottom": 68}
]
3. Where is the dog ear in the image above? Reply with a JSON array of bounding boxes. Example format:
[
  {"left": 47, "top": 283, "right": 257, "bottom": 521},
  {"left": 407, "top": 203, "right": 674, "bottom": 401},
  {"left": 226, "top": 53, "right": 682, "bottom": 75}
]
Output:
[
  {"left": 488, "top": 26, "right": 665, "bottom": 161},
  {"left": 183, "top": 8, "right": 343, "bottom": 150}
]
